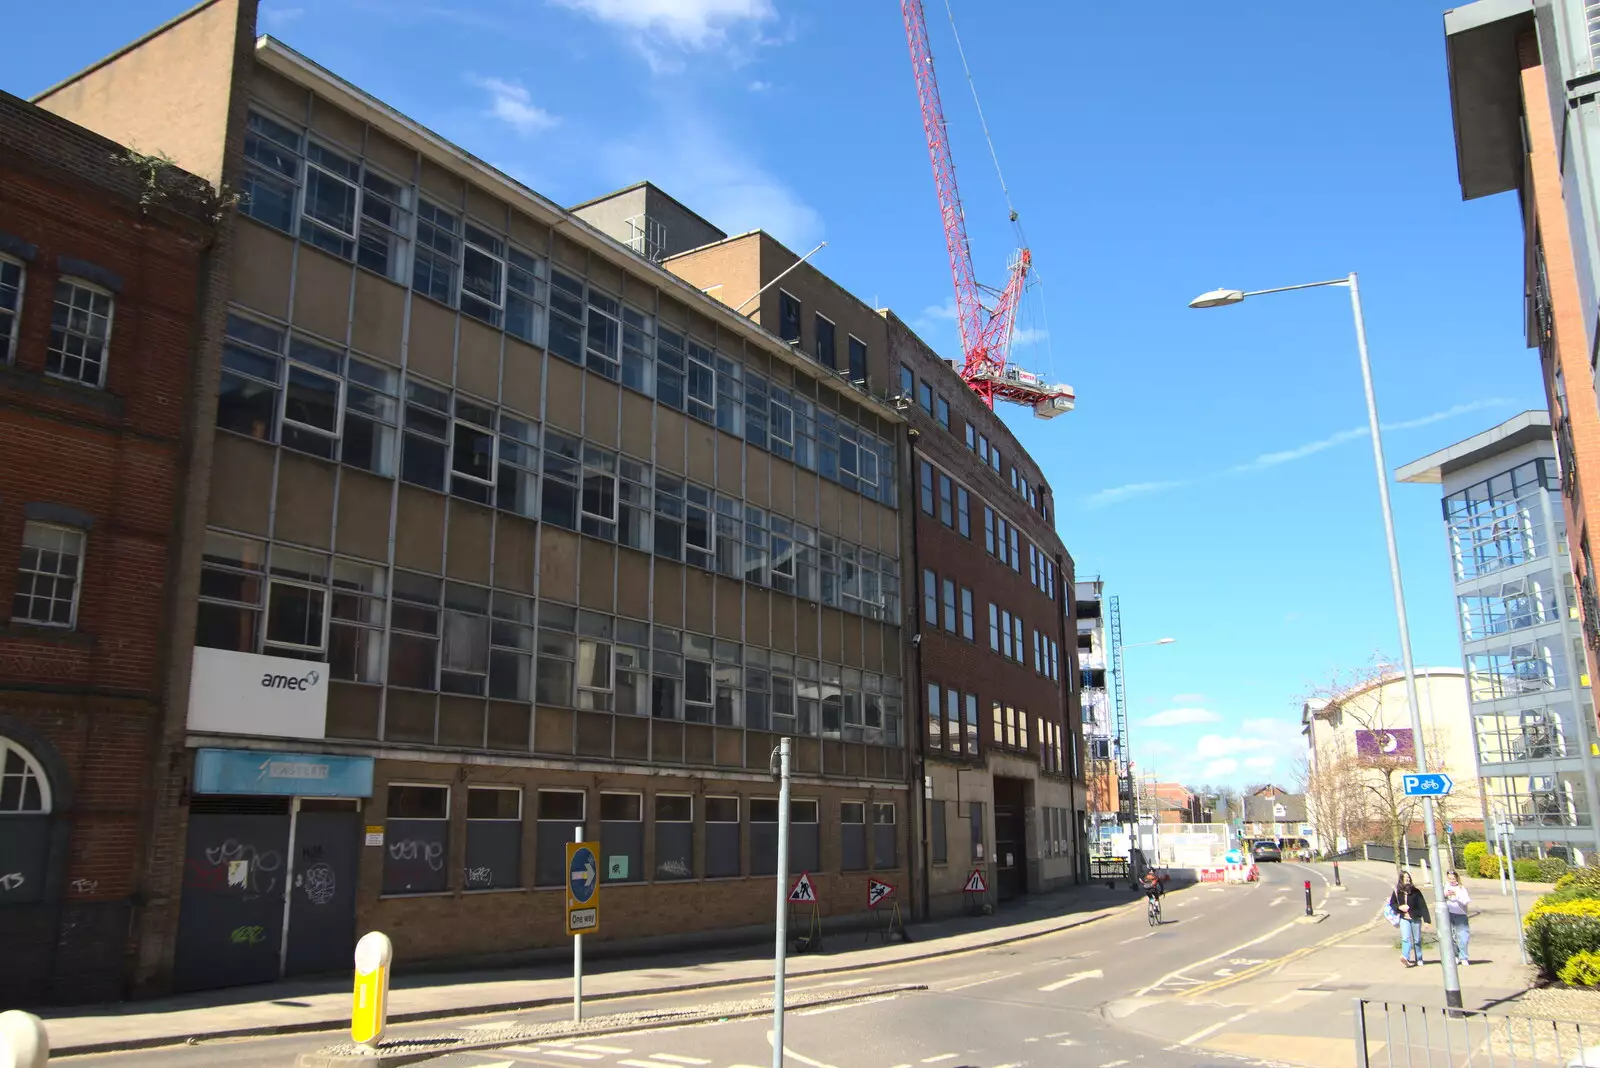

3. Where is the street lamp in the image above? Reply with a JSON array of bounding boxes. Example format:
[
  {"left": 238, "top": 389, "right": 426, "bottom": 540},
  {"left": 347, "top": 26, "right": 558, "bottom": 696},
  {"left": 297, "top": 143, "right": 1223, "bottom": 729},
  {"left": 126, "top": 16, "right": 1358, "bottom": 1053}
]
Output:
[{"left": 1189, "top": 271, "right": 1464, "bottom": 1010}]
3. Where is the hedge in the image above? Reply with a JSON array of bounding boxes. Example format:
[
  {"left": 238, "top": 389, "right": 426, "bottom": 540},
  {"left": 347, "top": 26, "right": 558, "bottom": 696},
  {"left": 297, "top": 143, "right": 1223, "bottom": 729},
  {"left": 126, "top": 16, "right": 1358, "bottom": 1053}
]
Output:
[
  {"left": 1526, "top": 897, "right": 1600, "bottom": 927},
  {"left": 1559, "top": 950, "right": 1600, "bottom": 987},
  {"left": 1528, "top": 912, "right": 1600, "bottom": 978},
  {"left": 1539, "top": 857, "right": 1571, "bottom": 883},
  {"left": 1463, "top": 841, "right": 1488, "bottom": 876}
]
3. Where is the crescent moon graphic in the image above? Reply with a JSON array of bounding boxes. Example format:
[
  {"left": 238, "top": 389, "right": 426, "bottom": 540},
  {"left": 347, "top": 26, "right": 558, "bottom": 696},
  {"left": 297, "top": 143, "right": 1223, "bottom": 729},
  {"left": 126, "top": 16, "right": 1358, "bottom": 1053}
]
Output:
[{"left": 1379, "top": 732, "right": 1399, "bottom": 754}]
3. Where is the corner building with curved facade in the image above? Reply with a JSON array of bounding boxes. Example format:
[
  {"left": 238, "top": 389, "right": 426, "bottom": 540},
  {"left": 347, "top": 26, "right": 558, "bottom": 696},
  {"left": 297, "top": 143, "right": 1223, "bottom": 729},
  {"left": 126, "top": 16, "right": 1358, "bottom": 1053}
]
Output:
[{"left": 25, "top": 0, "right": 1083, "bottom": 996}]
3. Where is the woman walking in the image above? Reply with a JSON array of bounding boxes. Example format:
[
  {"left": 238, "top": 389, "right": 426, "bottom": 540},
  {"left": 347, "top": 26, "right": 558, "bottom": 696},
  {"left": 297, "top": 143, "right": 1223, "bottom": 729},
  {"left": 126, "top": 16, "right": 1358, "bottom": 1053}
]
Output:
[
  {"left": 1444, "top": 869, "right": 1472, "bottom": 966},
  {"left": 1389, "top": 870, "right": 1431, "bottom": 967}
]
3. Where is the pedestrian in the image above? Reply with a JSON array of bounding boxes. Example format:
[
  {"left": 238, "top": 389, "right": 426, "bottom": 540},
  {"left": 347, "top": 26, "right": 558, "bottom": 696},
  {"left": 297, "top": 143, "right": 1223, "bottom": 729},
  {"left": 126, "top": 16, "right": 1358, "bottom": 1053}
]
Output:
[
  {"left": 1444, "top": 869, "right": 1471, "bottom": 967},
  {"left": 1389, "top": 870, "right": 1431, "bottom": 967}
]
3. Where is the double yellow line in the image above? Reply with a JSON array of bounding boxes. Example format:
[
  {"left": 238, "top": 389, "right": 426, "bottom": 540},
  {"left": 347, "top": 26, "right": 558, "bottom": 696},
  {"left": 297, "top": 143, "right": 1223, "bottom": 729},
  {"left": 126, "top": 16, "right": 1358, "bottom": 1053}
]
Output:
[{"left": 1177, "top": 915, "right": 1382, "bottom": 999}]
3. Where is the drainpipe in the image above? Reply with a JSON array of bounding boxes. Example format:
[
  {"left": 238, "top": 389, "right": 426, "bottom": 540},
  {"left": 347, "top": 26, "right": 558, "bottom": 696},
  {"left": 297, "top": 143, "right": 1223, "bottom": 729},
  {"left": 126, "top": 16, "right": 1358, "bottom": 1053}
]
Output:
[
  {"left": 1053, "top": 549, "right": 1079, "bottom": 884},
  {"left": 906, "top": 427, "right": 931, "bottom": 922}
]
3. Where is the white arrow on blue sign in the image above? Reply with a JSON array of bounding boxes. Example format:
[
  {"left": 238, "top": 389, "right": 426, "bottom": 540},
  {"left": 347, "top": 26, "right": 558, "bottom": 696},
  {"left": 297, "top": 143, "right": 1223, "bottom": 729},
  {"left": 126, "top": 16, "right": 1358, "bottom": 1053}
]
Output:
[{"left": 1402, "top": 773, "right": 1454, "bottom": 798}]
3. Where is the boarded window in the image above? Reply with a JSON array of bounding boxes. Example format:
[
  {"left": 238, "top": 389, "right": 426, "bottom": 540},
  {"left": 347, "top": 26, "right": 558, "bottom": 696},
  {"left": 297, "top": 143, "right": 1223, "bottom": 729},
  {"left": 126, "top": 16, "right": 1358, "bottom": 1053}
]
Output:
[
  {"left": 464, "top": 786, "right": 521, "bottom": 890},
  {"left": 841, "top": 800, "right": 867, "bottom": 871},
  {"left": 750, "top": 797, "right": 779, "bottom": 876},
  {"left": 535, "top": 789, "right": 584, "bottom": 887},
  {"left": 383, "top": 784, "right": 449, "bottom": 894},
  {"left": 790, "top": 799, "right": 820, "bottom": 873},
  {"left": 931, "top": 800, "right": 948, "bottom": 865},
  {"left": 706, "top": 795, "right": 740, "bottom": 878},
  {"left": 654, "top": 794, "right": 693, "bottom": 880},
  {"left": 600, "top": 792, "right": 643, "bottom": 883}
]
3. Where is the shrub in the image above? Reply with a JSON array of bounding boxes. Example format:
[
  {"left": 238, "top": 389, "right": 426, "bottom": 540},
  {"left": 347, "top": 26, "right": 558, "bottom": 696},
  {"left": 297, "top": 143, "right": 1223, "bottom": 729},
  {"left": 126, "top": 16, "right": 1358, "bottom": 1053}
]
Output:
[
  {"left": 1559, "top": 950, "right": 1600, "bottom": 987},
  {"left": 1479, "top": 853, "right": 1507, "bottom": 879},
  {"left": 1529, "top": 912, "right": 1600, "bottom": 978},
  {"left": 1539, "top": 857, "right": 1571, "bottom": 883},
  {"left": 1463, "top": 841, "right": 1488, "bottom": 876},
  {"left": 1526, "top": 897, "right": 1600, "bottom": 928},
  {"left": 1516, "top": 859, "right": 1545, "bottom": 882},
  {"left": 1554, "top": 867, "right": 1600, "bottom": 895}
]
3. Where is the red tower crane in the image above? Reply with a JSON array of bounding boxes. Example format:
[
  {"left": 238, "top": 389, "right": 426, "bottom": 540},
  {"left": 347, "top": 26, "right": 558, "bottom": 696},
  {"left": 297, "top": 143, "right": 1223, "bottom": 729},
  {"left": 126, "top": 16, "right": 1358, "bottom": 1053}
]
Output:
[{"left": 900, "top": 0, "right": 1074, "bottom": 418}]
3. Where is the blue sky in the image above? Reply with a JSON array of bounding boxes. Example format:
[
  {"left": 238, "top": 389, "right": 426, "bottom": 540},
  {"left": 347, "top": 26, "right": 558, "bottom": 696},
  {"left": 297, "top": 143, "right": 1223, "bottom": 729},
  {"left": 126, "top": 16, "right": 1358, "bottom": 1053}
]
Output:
[{"left": 13, "top": 1, "right": 1538, "bottom": 790}]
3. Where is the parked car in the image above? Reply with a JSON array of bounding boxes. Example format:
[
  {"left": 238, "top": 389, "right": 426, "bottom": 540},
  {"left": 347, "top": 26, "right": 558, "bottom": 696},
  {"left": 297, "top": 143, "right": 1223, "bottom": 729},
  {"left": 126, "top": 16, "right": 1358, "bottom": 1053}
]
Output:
[{"left": 1252, "top": 842, "right": 1282, "bottom": 863}]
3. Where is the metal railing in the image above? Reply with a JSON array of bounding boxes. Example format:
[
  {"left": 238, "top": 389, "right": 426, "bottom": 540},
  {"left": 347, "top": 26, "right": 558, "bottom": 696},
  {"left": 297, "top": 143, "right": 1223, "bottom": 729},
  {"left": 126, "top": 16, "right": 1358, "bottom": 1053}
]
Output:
[{"left": 1355, "top": 997, "right": 1600, "bottom": 1067}]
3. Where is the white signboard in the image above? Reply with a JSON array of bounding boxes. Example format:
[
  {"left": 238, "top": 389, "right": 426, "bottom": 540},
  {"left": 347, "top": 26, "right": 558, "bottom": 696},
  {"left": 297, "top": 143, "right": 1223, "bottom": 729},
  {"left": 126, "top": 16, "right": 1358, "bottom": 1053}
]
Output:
[{"left": 187, "top": 647, "right": 330, "bottom": 740}]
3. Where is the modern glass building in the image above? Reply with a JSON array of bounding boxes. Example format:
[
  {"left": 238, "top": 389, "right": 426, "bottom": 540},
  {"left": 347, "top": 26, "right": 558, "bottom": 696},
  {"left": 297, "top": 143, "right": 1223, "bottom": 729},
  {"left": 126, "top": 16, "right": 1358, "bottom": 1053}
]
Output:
[{"left": 1400, "top": 409, "right": 1600, "bottom": 858}]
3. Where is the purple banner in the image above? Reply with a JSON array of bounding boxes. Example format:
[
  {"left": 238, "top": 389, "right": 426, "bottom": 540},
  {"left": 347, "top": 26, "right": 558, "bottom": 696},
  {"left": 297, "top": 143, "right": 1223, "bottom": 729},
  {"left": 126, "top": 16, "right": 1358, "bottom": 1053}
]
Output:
[{"left": 1355, "top": 728, "right": 1414, "bottom": 760}]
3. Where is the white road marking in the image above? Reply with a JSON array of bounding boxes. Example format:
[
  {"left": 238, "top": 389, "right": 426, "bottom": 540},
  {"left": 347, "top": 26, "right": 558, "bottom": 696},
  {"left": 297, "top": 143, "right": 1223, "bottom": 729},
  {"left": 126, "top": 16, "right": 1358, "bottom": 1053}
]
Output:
[
  {"left": 1117, "top": 931, "right": 1157, "bottom": 945},
  {"left": 1097, "top": 1060, "right": 1131, "bottom": 1067},
  {"left": 532, "top": 1051, "right": 605, "bottom": 1061},
  {"left": 921, "top": 1056, "right": 959, "bottom": 1064},
  {"left": 1180, "top": 1011, "right": 1251, "bottom": 1045},
  {"left": 764, "top": 1033, "right": 839, "bottom": 1068},
  {"left": 470, "top": 1062, "right": 515, "bottom": 1068},
  {"left": 1134, "top": 917, "right": 1304, "bottom": 996},
  {"left": 944, "top": 970, "right": 1022, "bottom": 991},
  {"left": 1269, "top": 897, "right": 1286, "bottom": 907},
  {"left": 460, "top": 1022, "right": 518, "bottom": 1031},
  {"left": 647, "top": 1058, "right": 713, "bottom": 1066},
  {"left": 571, "top": 1046, "right": 632, "bottom": 1055},
  {"left": 1044, "top": 1031, "right": 1074, "bottom": 1038},
  {"left": 1038, "top": 968, "right": 1104, "bottom": 992}
]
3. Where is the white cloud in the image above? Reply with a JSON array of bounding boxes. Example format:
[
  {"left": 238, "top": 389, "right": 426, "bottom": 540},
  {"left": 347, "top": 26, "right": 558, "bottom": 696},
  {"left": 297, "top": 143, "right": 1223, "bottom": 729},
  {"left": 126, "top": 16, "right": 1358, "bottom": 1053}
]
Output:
[
  {"left": 553, "top": 0, "right": 777, "bottom": 50},
  {"left": 469, "top": 77, "right": 558, "bottom": 135},
  {"left": 1083, "top": 479, "right": 1192, "bottom": 510},
  {"left": 1140, "top": 738, "right": 1179, "bottom": 757},
  {"left": 1142, "top": 707, "right": 1220, "bottom": 728},
  {"left": 1011, "top": 326, "right": 1049, "bottom": 346},
  {"left": 260, "top": 4, "right": 304, "bottom": 31},
  {"left": 1242, "top": 755, "right": 1277, "bottom": 771},
  {"left": 748, "top": 79, "right": 772, "bottom": 92},
  {"left": 600, "top": 109, "right": 821, "bottom": 250},
  {"left": 1081, "top": 398, "right": 1515, "bottom": 510},
  {"left": 1203, "top": 758, "right": 1239, "bottom": 778}
]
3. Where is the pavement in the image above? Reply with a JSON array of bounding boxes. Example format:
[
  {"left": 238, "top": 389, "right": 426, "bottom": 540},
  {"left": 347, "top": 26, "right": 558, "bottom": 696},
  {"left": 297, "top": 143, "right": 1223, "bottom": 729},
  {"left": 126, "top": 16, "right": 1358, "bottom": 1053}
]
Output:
[{"left": 36, "top": 877, "right": 1141, "bottom": 1057}]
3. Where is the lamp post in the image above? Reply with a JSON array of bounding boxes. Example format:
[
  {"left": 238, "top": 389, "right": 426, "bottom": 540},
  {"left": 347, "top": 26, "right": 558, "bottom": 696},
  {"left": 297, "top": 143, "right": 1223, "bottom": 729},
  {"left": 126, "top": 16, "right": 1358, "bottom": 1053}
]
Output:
[
  {"left": 1115, "top": 637, "right": 1175, "bottom": 868},
  {"left": 1190, "top": 273, "right": 1463, "bottom": 1010}
]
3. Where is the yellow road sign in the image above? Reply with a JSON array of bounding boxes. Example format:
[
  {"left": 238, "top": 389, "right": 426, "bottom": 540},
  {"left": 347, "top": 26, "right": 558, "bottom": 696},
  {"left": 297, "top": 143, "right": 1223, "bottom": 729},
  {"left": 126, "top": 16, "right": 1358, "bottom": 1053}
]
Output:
[{"left": 566, "top": 840, "right": 600, "bottom": 936}]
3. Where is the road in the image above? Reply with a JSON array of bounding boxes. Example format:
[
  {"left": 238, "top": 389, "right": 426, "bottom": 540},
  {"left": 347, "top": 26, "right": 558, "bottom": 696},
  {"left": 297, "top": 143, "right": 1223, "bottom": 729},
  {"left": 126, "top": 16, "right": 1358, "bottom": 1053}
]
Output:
[{"left": 66, "top": 862, "right": 1400, "bottom": 1068}]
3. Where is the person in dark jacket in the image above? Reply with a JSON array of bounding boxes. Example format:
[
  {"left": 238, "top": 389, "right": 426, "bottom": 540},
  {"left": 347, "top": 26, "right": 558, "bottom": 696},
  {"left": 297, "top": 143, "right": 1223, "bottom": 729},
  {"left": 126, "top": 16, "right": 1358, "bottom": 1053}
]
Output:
[{"left": 1389, "top": 870, "right": 1431, "bottom": 967}]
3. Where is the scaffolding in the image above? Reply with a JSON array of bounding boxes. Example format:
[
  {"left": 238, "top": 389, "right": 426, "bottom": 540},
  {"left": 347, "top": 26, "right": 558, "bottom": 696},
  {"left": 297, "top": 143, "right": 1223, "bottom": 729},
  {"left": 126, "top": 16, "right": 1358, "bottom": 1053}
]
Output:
[{"left": 1110, "top": 595, "right": 1133, "bottom": 833}]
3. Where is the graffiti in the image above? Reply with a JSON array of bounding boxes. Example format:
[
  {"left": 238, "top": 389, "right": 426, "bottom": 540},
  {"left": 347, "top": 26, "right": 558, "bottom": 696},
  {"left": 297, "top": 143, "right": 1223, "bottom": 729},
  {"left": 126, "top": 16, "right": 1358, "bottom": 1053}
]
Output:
[
  {"left": 388, "top": 839, "right": 444, "bottom": 871},
  {"left": 302, "top": 862, "right": 336, "bottom": 905},
  {"left": 70, "top": 878, "right": 99, "bottom": 895},
  {"left": 465, "top": 866, "right": 493, "bottom": 887},
  {"left": 657, "top": 859, "right": 691, "bottom": 878},
  {"left": 0, "top": 872, "right": 24, "bottom": 892},
  {"left": 195, "top": 839, "right": 282, "bottom": 898},
  {"left": 230, "top": 925, "right": 267, "bottom": 946}
]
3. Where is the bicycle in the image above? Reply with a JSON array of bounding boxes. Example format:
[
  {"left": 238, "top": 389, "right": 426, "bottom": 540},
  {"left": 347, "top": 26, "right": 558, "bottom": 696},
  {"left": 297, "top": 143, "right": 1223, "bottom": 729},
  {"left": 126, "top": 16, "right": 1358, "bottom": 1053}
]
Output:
[{"left": 1147, "top": 894, "right": 1162, "bottom": 926}]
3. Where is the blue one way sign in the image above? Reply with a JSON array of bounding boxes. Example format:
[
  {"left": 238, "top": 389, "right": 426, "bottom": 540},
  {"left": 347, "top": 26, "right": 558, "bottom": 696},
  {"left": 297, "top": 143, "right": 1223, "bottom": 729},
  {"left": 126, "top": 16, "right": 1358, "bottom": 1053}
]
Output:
[{"left": 1402, "top": 773, "right": 1454, "bottom": 798}]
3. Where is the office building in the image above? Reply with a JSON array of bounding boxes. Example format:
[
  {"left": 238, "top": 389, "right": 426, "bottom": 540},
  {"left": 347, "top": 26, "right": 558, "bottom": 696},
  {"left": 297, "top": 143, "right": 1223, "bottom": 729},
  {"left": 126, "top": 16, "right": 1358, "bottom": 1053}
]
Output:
[{"left": 1399, "top": 409, "right": 1600, "bottom": 856}]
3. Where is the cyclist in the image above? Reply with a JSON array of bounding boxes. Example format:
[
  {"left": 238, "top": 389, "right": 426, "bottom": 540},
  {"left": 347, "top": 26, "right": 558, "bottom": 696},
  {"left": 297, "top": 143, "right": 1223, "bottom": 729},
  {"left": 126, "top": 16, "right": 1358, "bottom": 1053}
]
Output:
[{"left": 1140, "top": 868, "right": 1164, "bottom": 918}]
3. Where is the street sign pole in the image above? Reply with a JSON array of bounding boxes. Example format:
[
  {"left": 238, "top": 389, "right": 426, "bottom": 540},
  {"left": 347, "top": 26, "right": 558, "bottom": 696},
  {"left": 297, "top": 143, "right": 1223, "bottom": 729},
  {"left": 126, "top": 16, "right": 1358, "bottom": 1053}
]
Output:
[
  {"left": 773, "top": 737, "right": 792, "bottom": 1068},
  {"left": 1501, "top": 819, "right": 1529, "bottom": 964},
  {"left": 574, "top": 825, "right": 584, "bottom": 1023}
]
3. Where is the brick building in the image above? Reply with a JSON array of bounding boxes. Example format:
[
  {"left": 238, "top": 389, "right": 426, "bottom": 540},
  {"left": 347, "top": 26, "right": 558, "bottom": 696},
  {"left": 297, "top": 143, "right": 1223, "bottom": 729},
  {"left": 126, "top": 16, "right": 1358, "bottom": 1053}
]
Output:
[
  {"left": 1443, "top": 2, "right": 1600, "bottom": 708},
  {"left": 35, "top": 0, "right": 910, "bottom": 994},
  {"left": 0, "top": 89, "right": 219, "bottom": 1004}
]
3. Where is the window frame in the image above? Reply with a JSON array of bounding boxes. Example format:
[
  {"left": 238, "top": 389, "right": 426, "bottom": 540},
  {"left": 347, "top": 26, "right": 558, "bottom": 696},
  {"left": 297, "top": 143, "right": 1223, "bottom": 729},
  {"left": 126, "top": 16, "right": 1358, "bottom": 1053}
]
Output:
[
  {"left": 46, "top": 277, "right": 115, "bottom": 388},
  {"left": 0, "top": 254, "right": 24, "bottom": 365},
  {"left": 12, "top": 521, "right": 87, "bottom": 630},
  {"left": 0, "top": 736, "right": 52, "bottom": 813}
]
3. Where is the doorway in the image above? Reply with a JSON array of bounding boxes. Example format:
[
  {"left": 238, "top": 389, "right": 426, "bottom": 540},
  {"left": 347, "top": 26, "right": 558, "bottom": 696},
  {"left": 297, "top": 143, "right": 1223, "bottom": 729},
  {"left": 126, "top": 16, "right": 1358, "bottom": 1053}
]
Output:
[
  {"left": 283, "top": 800, "right": 361, "bottom": 977},
  {"left": 993, "top": 776, "right": 1030, "bottom": 901}
]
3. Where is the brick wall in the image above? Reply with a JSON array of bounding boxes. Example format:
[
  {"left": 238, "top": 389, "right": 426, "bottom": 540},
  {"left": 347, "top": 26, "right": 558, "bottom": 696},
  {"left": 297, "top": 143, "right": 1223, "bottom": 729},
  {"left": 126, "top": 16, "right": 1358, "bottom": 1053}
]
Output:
[{"left": 0, "top": 87, "right": 214, "bottom": 1003}]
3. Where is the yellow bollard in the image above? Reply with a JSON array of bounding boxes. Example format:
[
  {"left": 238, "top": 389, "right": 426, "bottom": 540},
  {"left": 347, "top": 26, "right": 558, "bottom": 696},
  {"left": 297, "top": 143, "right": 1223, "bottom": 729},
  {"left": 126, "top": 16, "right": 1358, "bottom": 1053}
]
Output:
[{"left": 350, "top": 931, "right": 393, "bottom": 1050}]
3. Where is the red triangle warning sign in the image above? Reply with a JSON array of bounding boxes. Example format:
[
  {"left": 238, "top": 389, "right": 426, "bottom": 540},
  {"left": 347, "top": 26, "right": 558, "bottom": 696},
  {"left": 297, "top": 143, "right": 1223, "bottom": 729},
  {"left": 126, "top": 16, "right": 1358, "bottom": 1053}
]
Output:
[
  {"left": 867, "top": 878, "right": 895, "bottom": 909},
  {"left": 963, "top": 868, "right": 988, "bottom": 893},
  {"left": 788, "top": 871, "right": 817, "bottom": 903}
]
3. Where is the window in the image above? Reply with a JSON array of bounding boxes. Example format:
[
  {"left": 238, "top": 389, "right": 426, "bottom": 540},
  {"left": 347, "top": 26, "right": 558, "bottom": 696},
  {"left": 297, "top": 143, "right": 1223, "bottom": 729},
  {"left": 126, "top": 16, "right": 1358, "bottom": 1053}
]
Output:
[
  {"left": 942, "top": 578, "right": 957, "bottom": 632},
  {"left": 991, "top": 446, "right": 1002, "bottom": 474},
  {"left": 751, "top": 797, "right": 781, "bottom": 876},
  {"left": 461, "top": 223, "right": 507, "bottom": 327},
  {"left": 535, "top": 789, "right": 585, "bottom": 887},
  {"left": 918, "top": 382, "right": 934, "bottom": 414},
  {"left": 946, "top": 687, "right": 960, "bottom": 754},
  {"left": 936, "top": 395, "right": 950, "bottom": 430},
  {"left": 600, "top": 792, "right": 644, "bottom": 883},
  {"left": 778, "top": 291, "right": 802, "bottom": 343},
  {"left": 580, "top": 446, "right": 619, "bottom": 539},
  {"left": 814, "top": 313, "right": 835, "bottom": 366},
  {"left": 790, "top": 798, "right": 821, "bottom": 871},
  {"left": 440, "top": 582, "right": 490, "bottom": 695},
  {"left": 655, "top": 794, "right": 694, "bottom": 880},
  {"left": 1013, "top": 614, "right": 1024, "bottom": 663},
  {"left": 196, "top": 532, "right": 266, "bottom": 652},
  {"left": 842, "top": 800, "right": 868, "bottom": 870},
  {"left": 488, "top": 592, "right": 534, "bottom": 701},
  {"left": 585, "top": 285, "right": 623, "bottom": 381},
  {"left": 47, "top": 279, "right": 112, "bottom": 387},
  {"left": 328, "top": 558, "right": 386, "bottom": 684},
  {"left": 0, "top": 256, "right": 21, "bottom": 363},
  {"left": 961, "top": 588, "right": 974, "bottom": 641},
  {"left": 965, "top": 693, "right": 979, "bottom": 753},
  {"left": 989, "top": 603, "right": 1000, "bottom": 652},
  {"left": 388, "top": 571, "right": 440, "bottom": 689},
  {"left": 706, "top": 795, "right": 741, "bottom": 877},
  {"left": 970, "top": 800, "right": 986, "bottom": 862},
  {"left": 873, "top": 803, "right": 897, "bottom": 869},
  {"left": 12, "top": 522, "right": 85, "bottom": 628},
  {"left": 1009, "top": 528, "right": 1021, "bottom": 573},
  {"left": 847, "top": 335, "right": 867, "bottom": 383},
  {"left": 383, "top": 784, "right": 449, "bottom": 895},
  {"left": 508, "top": 247, "right": 553, "bottom": 345},
  {"left": 938, "top": 474, "right": 954, "bottom": 526},
  {"left": 900, "top": 363, "right": 914, "bottom": 398},
  {"left": 413, "top": 200, "right": 460, "bottom": 305},
  {"left": 931, "top": 799, "right": 948, "bottom": 865},
  {"left": 265, "top": 546, "right": 328, "bottom": 654},
  {"left": 240, "top": 109, "right": 302, "bottom": 232},
  {"left": 536, "top": 602, "right": 578, "bottom": 707},
  {"left": 920, "top": 461, "right": 935, "bottom": 514},
  {"left": 0, "top": 737, "right": 49, "bottom": 814},
  {"left": 957, "top": 487, "right": 970, "bottom": 538},
  {"left": 1000, "top": 610, "right": 1013, "bottom": 659},
  {"left": 465, "top": 787, "right": 521, "bottom": 890},
  {"left": 928, "top": 682, "right": 943, "bottom": 749},
  {"left": 924, "top": 569, "right": 938, "bottom": 625}
]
